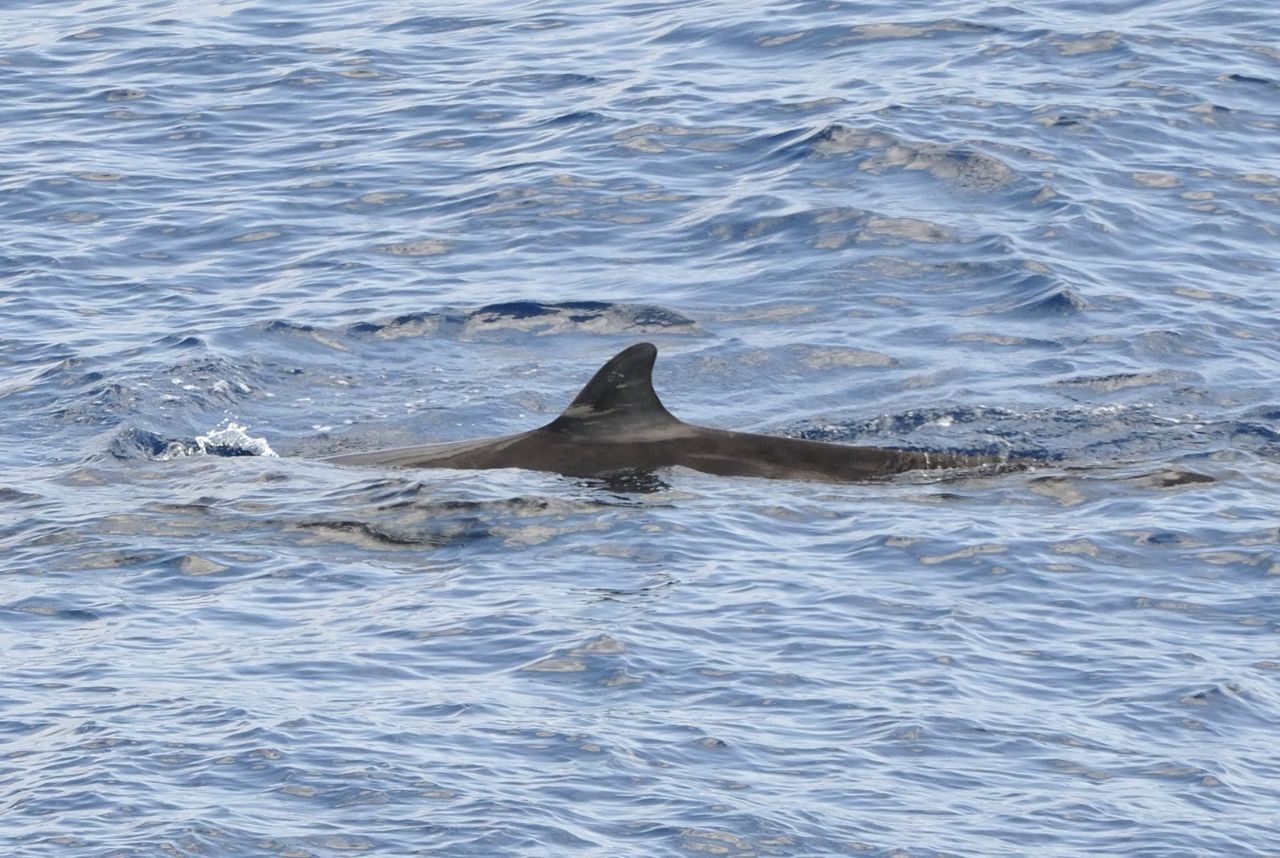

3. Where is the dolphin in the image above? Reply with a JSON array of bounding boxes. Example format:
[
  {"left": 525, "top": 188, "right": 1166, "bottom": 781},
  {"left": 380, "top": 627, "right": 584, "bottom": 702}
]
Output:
[{"left": 325, "top": 342, "right": 1016, "bottom": 483}]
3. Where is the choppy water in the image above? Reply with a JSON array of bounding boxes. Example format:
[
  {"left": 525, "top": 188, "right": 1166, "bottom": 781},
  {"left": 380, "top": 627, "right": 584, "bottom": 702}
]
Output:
[{"left": 3, "top": 1, "right": 1279, "bottom": 855}]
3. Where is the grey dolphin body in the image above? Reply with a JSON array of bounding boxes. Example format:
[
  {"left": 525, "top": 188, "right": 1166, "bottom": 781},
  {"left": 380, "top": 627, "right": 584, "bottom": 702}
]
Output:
[{"left": 325, "top": 343, "right": 1013, "bottom": 483}]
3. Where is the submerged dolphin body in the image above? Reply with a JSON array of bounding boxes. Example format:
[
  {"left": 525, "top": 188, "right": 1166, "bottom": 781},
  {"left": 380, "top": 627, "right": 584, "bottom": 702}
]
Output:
[{"left": 326, "top": 343, "right": 1012, "bottom": 483}]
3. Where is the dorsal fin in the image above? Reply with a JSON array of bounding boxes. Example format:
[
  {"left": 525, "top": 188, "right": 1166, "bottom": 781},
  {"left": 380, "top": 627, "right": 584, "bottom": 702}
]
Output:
[{"left": 543, "top": 342, "right": 679, "bottom": 435}]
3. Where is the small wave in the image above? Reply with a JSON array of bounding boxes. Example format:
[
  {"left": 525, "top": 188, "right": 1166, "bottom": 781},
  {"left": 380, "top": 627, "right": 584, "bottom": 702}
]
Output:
[
  {"left": 788, "top": 402, "right": 1203, "bottom": 462},
  {"left": 3, "top": 598, "right": 102, "bottom": 623},
  {"left": 799, "top": 123, "right": 1021, "bottom": 191},
  {"left": 377, "top": 15, "right": 494, "bottom": 35},
  {"left": 109, "top": 428, "right": 178, "bottom": 460},
  {"left": 347, "top": 300, "right": 698, "bottom": 339},
  {"left": 293, "top": 519, "right": 489, "bottom": 549},
  {"left": 991, "top": 275, "right": 1088, "bottom": 316},
  {"left": 1055, "top": 371, "right": 1198, "bottom": 392},
  {"left": 791, "top": 405, "right": 1043, "bottom": 460},
  {"left": 1231, "top": 422, "right": 1280, "bottom": 443},
  {"left": 1126, "top": 469, "right": 1216, "bottom": 489}
]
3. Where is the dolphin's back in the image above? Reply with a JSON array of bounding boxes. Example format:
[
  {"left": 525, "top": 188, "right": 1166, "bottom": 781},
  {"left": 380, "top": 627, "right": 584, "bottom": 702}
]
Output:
[
  {"left": 324, "top": 433, "right": 530, "bottom": 470},
  {"left": 324, "top": 342, "right": 1017, "bottom": 482},
  {"left": 666, "top": 427, "right": 993, "bottom": 482}
]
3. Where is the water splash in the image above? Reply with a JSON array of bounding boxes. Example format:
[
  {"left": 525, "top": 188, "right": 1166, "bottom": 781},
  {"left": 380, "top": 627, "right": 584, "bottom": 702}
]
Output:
[{"left": 159, "top": 421, "right": 278, "bottom": 459}]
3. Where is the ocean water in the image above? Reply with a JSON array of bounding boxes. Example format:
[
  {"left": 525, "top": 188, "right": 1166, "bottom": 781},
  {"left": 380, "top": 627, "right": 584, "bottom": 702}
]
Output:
[{"left": 2, "top": 0, "right": 1279, "bottom": 855}]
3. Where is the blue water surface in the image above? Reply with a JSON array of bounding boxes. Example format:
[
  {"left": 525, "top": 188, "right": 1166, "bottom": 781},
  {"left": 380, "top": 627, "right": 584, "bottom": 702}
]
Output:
[{"left": 2, "top": 1, "right": 1279, "bottom": 855}]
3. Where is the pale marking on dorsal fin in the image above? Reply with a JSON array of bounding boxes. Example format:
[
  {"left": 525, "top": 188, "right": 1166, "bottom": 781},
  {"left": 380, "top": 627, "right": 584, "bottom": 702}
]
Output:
[{"left": 544, "top": 342, "right": 679, "bottom": 433}]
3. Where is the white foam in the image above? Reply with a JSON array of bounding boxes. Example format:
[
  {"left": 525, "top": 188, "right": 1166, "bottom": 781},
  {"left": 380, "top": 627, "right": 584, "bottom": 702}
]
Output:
[{"left": 159, "top": 422, "right": 278, "bottom": 460}]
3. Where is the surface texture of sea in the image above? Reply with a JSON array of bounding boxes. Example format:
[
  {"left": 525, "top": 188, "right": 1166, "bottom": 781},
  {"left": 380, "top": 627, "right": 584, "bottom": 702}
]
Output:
[{"left": 2, "top": 1, "right": 1279, "bottom": 855}]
